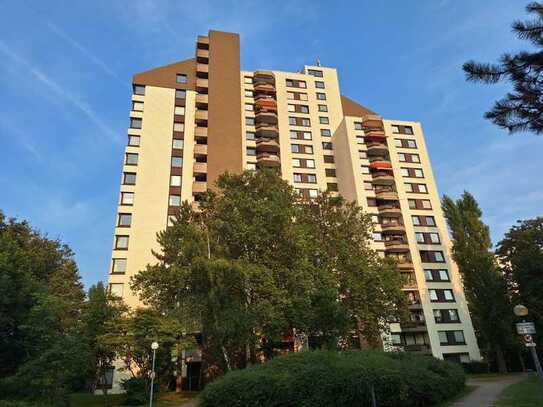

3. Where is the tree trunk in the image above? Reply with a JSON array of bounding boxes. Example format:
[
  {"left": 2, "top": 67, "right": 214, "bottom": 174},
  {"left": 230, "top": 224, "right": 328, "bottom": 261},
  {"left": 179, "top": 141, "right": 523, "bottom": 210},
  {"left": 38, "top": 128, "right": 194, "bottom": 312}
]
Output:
[
  {"left": 175, "top": 354, "right": 183, "bottom": 393},
  {"left": 495, "top": 344, "right": 508, "bottom": 373},
  {"left": 356, "top": 318, "right": 365, "bottom": 350}
]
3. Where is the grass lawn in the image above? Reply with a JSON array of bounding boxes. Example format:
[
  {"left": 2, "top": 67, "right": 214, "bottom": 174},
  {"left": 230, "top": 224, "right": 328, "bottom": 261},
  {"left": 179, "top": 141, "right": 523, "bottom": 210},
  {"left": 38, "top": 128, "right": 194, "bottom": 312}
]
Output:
[
  {"left": 495, "top": 375, "right": 543, "bottom": 407},
  {"left": 69, "top": 391, "right": 198, "bottom": 406}
]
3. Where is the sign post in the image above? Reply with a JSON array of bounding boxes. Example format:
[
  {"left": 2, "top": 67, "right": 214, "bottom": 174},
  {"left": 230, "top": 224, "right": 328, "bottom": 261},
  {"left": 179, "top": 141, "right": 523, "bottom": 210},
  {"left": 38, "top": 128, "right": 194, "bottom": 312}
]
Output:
[{"left": 514, "top": 306, "right": 543, "bottom": 382}]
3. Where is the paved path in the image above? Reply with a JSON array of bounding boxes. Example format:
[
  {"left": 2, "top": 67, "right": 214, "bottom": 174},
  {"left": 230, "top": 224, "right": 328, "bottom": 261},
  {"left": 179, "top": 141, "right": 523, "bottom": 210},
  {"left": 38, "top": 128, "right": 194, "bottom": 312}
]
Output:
[{"left": 450, "top": 373, "right": 527, "bottom": 407}]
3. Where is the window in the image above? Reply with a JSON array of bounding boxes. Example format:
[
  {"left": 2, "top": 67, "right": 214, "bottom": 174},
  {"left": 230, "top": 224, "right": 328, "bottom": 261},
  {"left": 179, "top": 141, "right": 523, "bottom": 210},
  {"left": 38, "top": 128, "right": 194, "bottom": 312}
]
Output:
[
  {"left": 120, "top": 192, "right": 134, "bottom": 205},
  {"left": 123, "top": 172, "right": 136, "bottom": 185},
  {"left": 415, "top": 232, "right": 441, "bottom": 244},
  {"left": 395, "top": 138, "right": 417, "bottom": 148},
  {"left": 246, "top": 117, "right": 255, "bottom": 126},
  {"left": 315, "top": 80, "right": 325, "bottom": 88},
  {"left": 364, "top": 181, "right": 373, "bottom": 190},
  {"left": 130, "top": 118, "right": 142, "bottom": 129},
  {"left": 319, "top": 116, "right": 330, "bottom": 124},
  {"left": 429, "top": 289, "right": 455, "bottom": 303},
  {"left": 286, "top": 79, "right": 307, "bottom": 88},
  {"left": 359, "top": 150, "right": 367, "bottom": 159},
  {"left": 361, "top": 166, "right": 370, "bottom": 174},
  {"left": 321, "top": 129, "right": 331, "bottom": 137},
  {"left": 246, "top": 132, "right": 256, "bottom": 140},
  {"left": 246, "top": 147, "right": 256, "bottom": 156},
  {"left": 171, "top": 157, "right": 183, "bottom": 167},
  {"left": 405, "top": 183, "right": 428, "bottom": 193},
  {"left": 172, "top": 139, "right": 184, "bottom": 149},
  {"left": 117, "top": 213, "right": 132, "bottom": 227},
  {"left": 439, "top": 330, "right": 465, "bottom": 345},
  {"left": 404, "top": 126, "right": 414, "bottom": 135},
  {"left": 167, "top": 215, "right": 176, "bottom": 227},
  {"left": 408, "top": 199, "right": 432, "bottom": 210},
  {"left": 170, "top": 175, "right": 182, "bottom": 186},
  {"left": 354, "top": 122, "right": 363, "bottom": 130},
  {"left": 245, "top": 103, "right": 254, "bottom": 111},
  {"left": 356, "top": 136, "right": 365, "bottom": 144},
  {"left": 133, "top": 84, "right": 145, "bottom": 95},
  {"left": 244, "top": 90, "right": 254, "bottom": 97},
  {"left": 244, "top": 76, "right": 253, "bottom": 84},
  {"left": 175, "top": 89, "right": 186, "bottom": 99},
  {"left": 174, "top": 106, "right": 185, "bottom": 115},
  {"left": 246, "top": 162, "right": 256, "bottom": 170},
  {"left": 306, "top": 159, "right": 316, "bottom": 168},
  {"left": 373, "top": 232, "right": 383, "bottom": 241},
  {"left": 325, "top": 168, "right": 336, "bottom": 177},
  {"left": 289, "top": 116, "right": 311, "bottom": 127},
  {"left": 132, "top": 101, "right": 143, "bottom": 111},
  {"left": 434, "top": 309, "right": 460, "bottom": 323},
  {"left": 392, "top": 124, "right": 414, "bottom": 135},
  {"left": 293, "top": 173, "right": 317, "bottom": 184},
  {"left": 420, "top": 250, "right": 445, "bottom": 263},
  {"left": 307, "top": 69, "right": 323, "bottom": 77},
  {"left": 323, "top": 155, "right": 335, "bottom": 163},
  {"left": 291, "top": 144, "right": 300, "bottom": 153},
  {"left": 425, "top": 269, "right": 451, "bottom": 282},
  {"left": 125, "top": 153, "right": 138, "bottom": 166},
  {"left": 169, "top": 195, "right": 181, "bottom": 206},
  {"left": 109, "top": 283, "right": 124, "bottom": 297},
  {"left": 128, "top": 135, "right": 140, "bottom": 146},
  {"left": 316, "top": 92, "right": 327, "bottom": 100},
  {"left": 302, "top": 131, "right": 312, "bottom": 140},
  {"left": 401, "top": 167, "right": 424, "bottom": 178},
  {"left": 115, "top": 235, "right": 129, "bottom": 250},
  {"left": 412, "top": 215, "right": 436, "bottom": 226},
  {"left": 173, "top": 122, "right": 185, "bottom": 132},
  {"left": 293, "top": 173, "right": 302, "bottom": 183},
  {"left": 318, "top": 104, "right": 328, "bottom": 112},
  {"left": 322, "top": 142, "right": 333, "bottom": 150},
  {"left": 327, "top": 182, "right": 338, "bottom": 191},
  {"left": 308, "top": 189, "right": 318, "bottom": 198},
  {"left": 288, "top": 104, "right": 309, "bottom": 113},
  {"left": 176, "top": 73, "right": 187, "bottom": 83},
  {"left": 111, "top": 258, "right": 127, "bottom": 274}
]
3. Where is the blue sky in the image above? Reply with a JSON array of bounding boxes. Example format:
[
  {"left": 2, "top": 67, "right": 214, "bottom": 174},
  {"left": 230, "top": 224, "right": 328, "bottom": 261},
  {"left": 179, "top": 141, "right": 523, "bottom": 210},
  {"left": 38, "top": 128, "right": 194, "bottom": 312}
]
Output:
[{"left": 1, "top": 0, "right": 541, "bottom": 289}]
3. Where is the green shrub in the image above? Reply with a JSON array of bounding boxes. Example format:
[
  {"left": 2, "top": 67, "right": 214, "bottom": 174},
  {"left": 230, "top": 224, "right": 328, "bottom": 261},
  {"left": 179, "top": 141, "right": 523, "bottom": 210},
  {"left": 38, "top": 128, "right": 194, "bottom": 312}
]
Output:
[
  {"left": 200, "top": 350, "right": 465, "bottom": 407},
  {"left": 121, "top": 376, "right": 159, "bottom": 406},
  {"left": 462, "top": 360, "right": 489, "bottom": 374}
]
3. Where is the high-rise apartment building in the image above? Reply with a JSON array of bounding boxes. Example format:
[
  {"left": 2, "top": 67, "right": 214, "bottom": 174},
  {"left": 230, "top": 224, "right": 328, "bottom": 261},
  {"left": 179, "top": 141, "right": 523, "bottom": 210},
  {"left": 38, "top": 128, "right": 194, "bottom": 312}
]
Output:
[{"left": 108, "top": 30, "right": 481, "bottom": 368}]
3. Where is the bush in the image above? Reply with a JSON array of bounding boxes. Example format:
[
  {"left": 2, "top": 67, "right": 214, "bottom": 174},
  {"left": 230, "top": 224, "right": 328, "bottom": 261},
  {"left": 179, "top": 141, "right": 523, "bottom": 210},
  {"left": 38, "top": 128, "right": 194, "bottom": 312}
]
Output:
[
  {"left": 200, "top": 350, "right": 465, "bottom": 407},
  {"left": 121, "top": 376, "right": 159, "bottom": 405},
  {"left": 462, "top": 360, "right": 489, "bottom": 374}
]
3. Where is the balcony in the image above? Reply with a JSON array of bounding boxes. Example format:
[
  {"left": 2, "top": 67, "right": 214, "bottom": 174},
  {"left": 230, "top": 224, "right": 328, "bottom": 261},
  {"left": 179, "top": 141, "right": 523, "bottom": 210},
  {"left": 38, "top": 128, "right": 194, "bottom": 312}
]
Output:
[
  {"left": 401, "top": 273, "right": 418, "bottom": 289},
  {"left": 364, "top": 129, "right": 386, "bottom": 140},
  {"left": 255, "top": 98, "right": 277, "bottom": 112},
  {"left": 385, "top": 239, "right": 410, "bottom": 252},
  {"left": 403, "top": 344, "right": 431, "bottom": 354},
  {"left": 195, "top": 110, "right": 208, "bottom": 121},
  {"left": 194, "top": 144, "right": 208, "bottom": 155},
  {"left": 401, "top": 321, "right": 427, "bottom": 332},
  {"left": 254, "top": 83, "right": 276, "bottom": 95},
  {"left": 196, "top": 48, "right": 209, "bottom": 63},
  {"left": 396, "top": 258, "right": 414, "bottom": 270},
  {"left": 375, "top": 190, "right": 398, "bottom": 201},
  {"left": 370, "top": 161, "right": 393, "bottom": 171},
  {"left": 366, "top": 141, "right": 388, "bottom": 155},
  {"left": 197, "top": 35, "right": 209, "bottom": 49},
  {"left": 378, "top": 204, "right": 402, "bottom": 216},
  {"left": 192, "top": 181, "right": 207, "bottom": 194},
  {"left": 196, "top": 63, "right": 209, "bottom": 74},
  {"left": 253, "top": 70, "right": 275, "bottom": 86},
  {"left": 255, "top": 125, "right": 279, "bottom": 139},
  {"left": 381, "top": 222, "right": 405, "bottom": 233},
  {"left": 256, "top": 138, "right": 280, "bottom": 153},
  {"left": 255, "top": 111, "right": 278, "bottom": 125},
  {"left": 257, "top": 153, "right": 281, "bottom": 168},
  {"left": 194, "top": 127, "right": 208, "bottom": 138},
  {"left": 371, "top": 172, "right": 395, "bottom": 185},
  {"left": 193, "top": 162, "right": 207, "bottom": 173},
  {"left": 196, "top": 78, "right": 208, "bottom": 92}
]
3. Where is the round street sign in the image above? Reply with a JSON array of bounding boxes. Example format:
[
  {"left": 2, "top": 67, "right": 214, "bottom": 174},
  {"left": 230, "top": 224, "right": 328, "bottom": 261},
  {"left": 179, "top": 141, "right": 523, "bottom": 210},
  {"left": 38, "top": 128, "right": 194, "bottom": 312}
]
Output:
[{"left": 524, "top": 334, "right": 533, "bottom": 343}]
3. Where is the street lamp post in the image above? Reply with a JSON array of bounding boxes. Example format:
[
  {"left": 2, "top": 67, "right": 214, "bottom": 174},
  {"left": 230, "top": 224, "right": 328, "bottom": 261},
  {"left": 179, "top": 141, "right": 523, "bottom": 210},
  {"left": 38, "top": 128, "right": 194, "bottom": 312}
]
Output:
[
  {"left": 513, "top": 305, "right": 543, "bottom": 382},
  {"left": 149, "top": 341, "right": 159, "bottom": 407}
]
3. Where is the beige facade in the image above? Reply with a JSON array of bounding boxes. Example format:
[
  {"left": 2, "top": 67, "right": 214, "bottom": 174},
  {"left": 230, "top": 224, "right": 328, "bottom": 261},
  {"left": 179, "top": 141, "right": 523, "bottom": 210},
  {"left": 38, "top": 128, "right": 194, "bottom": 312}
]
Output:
[{"left": 107, "top": 30, "right": 481, "bottom": 366}]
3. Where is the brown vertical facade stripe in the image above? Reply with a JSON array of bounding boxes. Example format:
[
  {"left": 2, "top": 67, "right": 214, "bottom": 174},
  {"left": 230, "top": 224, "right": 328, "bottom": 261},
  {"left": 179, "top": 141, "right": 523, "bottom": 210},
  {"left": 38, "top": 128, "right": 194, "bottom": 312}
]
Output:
[{"left": 207, "top": 30, "right": 243, "bottom": 188}]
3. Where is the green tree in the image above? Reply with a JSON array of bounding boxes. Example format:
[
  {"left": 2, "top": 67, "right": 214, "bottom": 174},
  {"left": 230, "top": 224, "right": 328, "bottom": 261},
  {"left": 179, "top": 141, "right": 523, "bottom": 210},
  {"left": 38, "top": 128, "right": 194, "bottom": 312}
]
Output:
[
  {"left": 442, "top": 192, "right": 514, "bottom": 372},
  {"left": 0, "top": 210, "right": 89, "bottom": 403},
  {"left": 131, "top": 170, "right": 408, "bottom": 381},
  {"left": 496, "top": 217, "right": 543, "bottom": 329},
  {"left": 463, "top": 2, "right": 543, "bottom": 135}
]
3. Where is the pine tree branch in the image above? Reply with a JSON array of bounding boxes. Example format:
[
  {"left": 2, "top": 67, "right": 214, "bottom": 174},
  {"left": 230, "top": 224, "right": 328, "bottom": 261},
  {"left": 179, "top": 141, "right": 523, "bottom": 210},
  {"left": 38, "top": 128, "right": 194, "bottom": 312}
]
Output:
[{"left": 463, "top": 61, "right": 507, "bottom": 83}]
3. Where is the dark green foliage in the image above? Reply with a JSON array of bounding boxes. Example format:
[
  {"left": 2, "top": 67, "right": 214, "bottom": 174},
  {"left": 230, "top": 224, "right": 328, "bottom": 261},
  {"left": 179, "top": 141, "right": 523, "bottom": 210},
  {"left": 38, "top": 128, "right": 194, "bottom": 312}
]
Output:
[
  {"left": 442, "top": 192, "right": 514, "bottom": 372},
  {"left": 463, "top": 2, "right": 543, "bottom": 135},
  {"left": 0, "top": 210, "right": 89, "bottom": 403},
  {"left": 497, "top": 217, "right": 543, "bottom": 330},
  {"left": 462, "top": 361, "right": 490, "bottom": 374},
  {"left": 199, "top": 350, "right": 465, "bottom": 407},
  {"left": 121, "top": 377, "right": 157, "bottom": 405}
]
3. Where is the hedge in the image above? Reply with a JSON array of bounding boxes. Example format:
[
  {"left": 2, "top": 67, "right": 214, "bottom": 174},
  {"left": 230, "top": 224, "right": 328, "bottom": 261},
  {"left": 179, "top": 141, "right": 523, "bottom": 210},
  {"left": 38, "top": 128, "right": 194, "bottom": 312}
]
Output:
[{"left": 200, "top": 350, "right": 465, "bottom": 407}]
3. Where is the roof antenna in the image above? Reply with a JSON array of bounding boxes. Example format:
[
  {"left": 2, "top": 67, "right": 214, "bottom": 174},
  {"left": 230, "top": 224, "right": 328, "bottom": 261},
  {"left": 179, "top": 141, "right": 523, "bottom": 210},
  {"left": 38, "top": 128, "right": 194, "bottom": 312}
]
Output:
[{"left": 316, "top": 58, "right": 321, "bottom": 67}]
